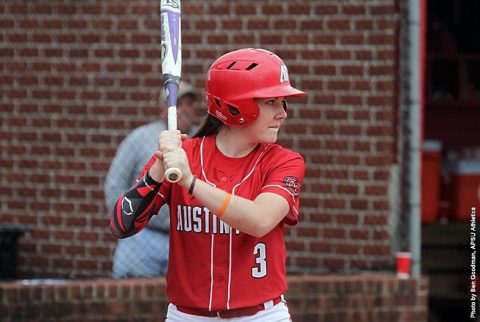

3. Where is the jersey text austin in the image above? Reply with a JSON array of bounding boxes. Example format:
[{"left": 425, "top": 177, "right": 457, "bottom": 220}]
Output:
[{"left": 176, "top": 204, "right": 241, "bottom": 235}]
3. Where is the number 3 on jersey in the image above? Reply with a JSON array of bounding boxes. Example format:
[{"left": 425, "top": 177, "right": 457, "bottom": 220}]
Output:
[{"left": 252, "top": 243, "right": 267, "bottom": 278}]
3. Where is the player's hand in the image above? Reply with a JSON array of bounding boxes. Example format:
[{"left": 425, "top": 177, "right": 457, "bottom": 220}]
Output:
[
  {"left": 150, "top": 130, "right": 182, "bottom": 182},
  {"left": 155, "top": 129, "right": 182, "bottom": 170},
  {"left": 154, "top": 130, "right": 190, "bottom": 184},
  {"left": 149, "top": 151, "right": 166, "bottom": 182},
  {"left": 158, "top": 130, "right": 182, "bottom": 154},
  {"left": 162, "top": 147, "right": 192, "bottom": 187}
]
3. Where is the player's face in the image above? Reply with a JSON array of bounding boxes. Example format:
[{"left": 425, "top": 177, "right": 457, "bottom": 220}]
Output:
[{"left": 247, "top": 97, "right": 288, "bottom": 144}]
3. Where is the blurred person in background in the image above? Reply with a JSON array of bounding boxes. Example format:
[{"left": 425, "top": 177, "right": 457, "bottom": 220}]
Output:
[{"left": 104, "top": 81, "right": 199, "bottom": 278}]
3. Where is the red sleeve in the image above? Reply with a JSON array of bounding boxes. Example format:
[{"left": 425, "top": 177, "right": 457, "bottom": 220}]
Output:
[{"left": 260, "top": 149, "right": 305, "bottom": 226}]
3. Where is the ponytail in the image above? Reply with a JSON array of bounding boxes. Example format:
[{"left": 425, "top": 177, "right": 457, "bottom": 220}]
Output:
[{"left": 192, "top": 114, "right": 223, "bottom": 138}]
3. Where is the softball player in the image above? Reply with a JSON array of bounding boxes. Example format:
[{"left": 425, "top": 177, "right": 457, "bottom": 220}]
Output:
[{"left": 110, "top": 48, "right": 306, "bottom": 321}]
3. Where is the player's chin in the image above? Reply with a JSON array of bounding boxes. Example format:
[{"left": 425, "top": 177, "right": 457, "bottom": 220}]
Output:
[{"left": 260, "top": 131, "right": 279, "bottom": 144}]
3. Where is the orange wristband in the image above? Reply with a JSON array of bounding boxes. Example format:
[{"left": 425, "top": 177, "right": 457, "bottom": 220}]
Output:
[{"left": 216, "top": 193, "right": 231, "bottom": 218}]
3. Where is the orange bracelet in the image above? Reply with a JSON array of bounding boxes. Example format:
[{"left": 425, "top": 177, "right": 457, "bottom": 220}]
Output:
[{"left": 216, "top": 193, "right": 232, "bottom": 218}]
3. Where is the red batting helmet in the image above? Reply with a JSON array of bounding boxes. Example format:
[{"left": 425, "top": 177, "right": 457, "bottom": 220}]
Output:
[{"left": 206, "top": 48, "right": 306, "bottom": 126}]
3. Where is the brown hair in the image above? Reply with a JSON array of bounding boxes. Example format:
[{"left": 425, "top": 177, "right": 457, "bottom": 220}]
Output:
[{"left": 192, "top": 114, "right": 224, "bottom": 138}]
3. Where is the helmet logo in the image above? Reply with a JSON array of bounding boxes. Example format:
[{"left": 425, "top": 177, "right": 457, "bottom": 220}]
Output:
[
  {"left": 215, "top": 109, "right": 227, "bottom": 121},
  {"left": 280, "top": 64, "right": 289, "bottom": 83}
]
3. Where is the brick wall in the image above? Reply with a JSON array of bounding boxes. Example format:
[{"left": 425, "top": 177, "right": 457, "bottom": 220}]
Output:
[
  {"left": 0, "top": 0, "right": 401, "bottom": 277},
  {"left": 0, "top": 275, "right": 428, "bottom": 322}
]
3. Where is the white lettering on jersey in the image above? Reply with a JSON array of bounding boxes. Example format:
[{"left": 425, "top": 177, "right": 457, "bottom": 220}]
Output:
[
  {"left": 183, "top": 205, "right": 192, "bottom": 232},
  {"left": 252, "top": 243, "right": 267, "bottom": 278},
  {"left": 176, "top": 205, "right": 240, "bottom": 235},
  {"left": 205, "top": 207, "right": 210, "bottom": 233},
  {"left": 280, "top": 64, "right": 289, "bottom": 83},
  {"left": 176, "top": 204, "right": 183, "bottom": 231},
  {"left": 193, "top": 207, "right": 202, "bottom": 232},
  {"left": 220, "top": 220, "right": 230, "bottom": 234}
]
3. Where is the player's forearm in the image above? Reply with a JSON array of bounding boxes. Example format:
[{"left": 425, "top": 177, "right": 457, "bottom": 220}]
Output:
[
  {"left": 186, "top": 177, "right": 283, "bottom": 238},
  {"left": 148, "top": 159, "right": 165, "bottom": 182},
  {"left": 110, "top": 172, "right": 162, "bottom": 238}
]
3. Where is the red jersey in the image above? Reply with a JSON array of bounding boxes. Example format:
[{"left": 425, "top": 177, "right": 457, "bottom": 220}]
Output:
[{"left": 138, "top": 135, "right": 305, "bottom": 311}]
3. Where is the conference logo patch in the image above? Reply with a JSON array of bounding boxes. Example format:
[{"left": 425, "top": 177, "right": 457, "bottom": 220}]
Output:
[{"left": 283, "top": 176, "right": 300, "bottom": 196}]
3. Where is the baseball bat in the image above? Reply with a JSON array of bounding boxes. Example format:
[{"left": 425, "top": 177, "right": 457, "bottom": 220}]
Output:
[{"left": 160, "top": 0, "right": 182, "bottom": 183}]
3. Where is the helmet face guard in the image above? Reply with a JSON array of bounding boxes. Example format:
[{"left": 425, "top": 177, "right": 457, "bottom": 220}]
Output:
[{"left": 206, "top": 48, "right": 306, "bottom": 126}]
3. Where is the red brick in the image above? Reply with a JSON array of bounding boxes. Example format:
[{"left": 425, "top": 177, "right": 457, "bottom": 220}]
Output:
[
  {"left": 326, "top": 50, "right": 351, "bottom": 60},
  {"left": 58, "top": 5, "right": 76, "bottom": 15},
  {"left": 196, "top": 20, "right": 217, "bottom": 30},
  {"left": 341, "top": 65, "right": 364, "bottom": 75},
  {"left": 315, "top": 5, "right": 338, "bottom": 15},
  {"left": 69, "top": 48, "right": 89, "bottom": 58},
  {"left": 117, "top": 19, "right": 137, "bottom": 30},
  {"left": 221, "top": 19, "right": 242, "bottom": 30},
  {"left": 326, "top": 19, "right": 350, "bottom": 30},
  {"left": 18, "top": 48, "right": 39, "bottom": 56},
  {"left": 369, "top": 64, "right": 395, "bottom": 76},
  {"left": 313, "top": 35, "right": 336, "bottom": 45},
  {"left": 300, "top": 19, "right": 324, "bottom": 30},
  {"left": 207, "top": 35, "right": 228, "bottom": 44},
  {"left": 324, "top": 228, "right": 346, "bottom": 239},
  {"left": 325, "top": 169, "right": 348, "bottom": 179},
  {"left": 327, "top": 80, "right": 350, "bottom": 90},
  {"left": 363, "top": 244, "right": 390, "bottom": 256},
  {"left": 325, "top": 140, "right": 348, "bottom": 150},
  {"left": 335, "top": 243, "right": 360, "bottom": 254},
  {"left": 296, "top": 226, "right": 320, "bottom": 238},
  {"left": 274, "top": 20, "right": 297, "bottom": 30},
  {"left": 324, "top": 257, "right": 346, "bottom": 270},
  {"left": 119, "top": 49, "right": 140, "bottom": 58},
  {"left": 370, "top": 4, "right": 396, "bottom": 15},
  {"left": 288, "top": 4, "right": 311, "bottom": 15},
  {"left": 336, "top": 214, "right": 359, "bottom": 224},
  {"left": 105, "top": 34, "right": 127, "bottom": 43},
  {"left": 343, "top": 5, "right": 367, "bottom": 15},
  {"left": 365, "top": 155, "right": 392, "bottom": 165},
  {"left": 67, "top": 20, "right": 87, "bottom": 29},
  {"left": 262, "top": 4, "right": 284, "bottom": 15},
  {"left": 81, "top": 5, "right": 102, "bottom": 15},
  {"left": 324, "top": 198, "right": 347, "bottom": 209},
  {"left": 8, "top": 33, "right": 28, "bottom": 42},
  {"left": 9, "top": 4, "right": 28, "bottom": 14},
  {"left": 364, "top": 215, "right": 388, "bottom": 225},
  {"left": 235, "top": 4, "right": 257, "bottom": 15},
  {"left": 355, "top": 50, "right": 373, "bottom": 60},
  {"left": 310, "top": 182, "right": 333, "bottom": 192},
  {"left": 337, "top": 184, "right": 359, "bottom": 195}
]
